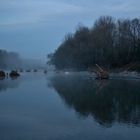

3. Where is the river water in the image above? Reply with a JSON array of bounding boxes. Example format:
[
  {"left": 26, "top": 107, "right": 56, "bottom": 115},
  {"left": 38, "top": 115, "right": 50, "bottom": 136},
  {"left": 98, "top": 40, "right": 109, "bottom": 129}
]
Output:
[{"left": 0, "top": 72, "right": 140, "bottom": 140}]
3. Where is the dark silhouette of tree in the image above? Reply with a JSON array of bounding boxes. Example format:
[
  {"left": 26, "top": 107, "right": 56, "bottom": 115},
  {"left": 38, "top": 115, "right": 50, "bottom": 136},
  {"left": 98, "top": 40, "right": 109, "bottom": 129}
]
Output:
[{"left": 48, "top": 16, "right": 140, "bottom": 71}]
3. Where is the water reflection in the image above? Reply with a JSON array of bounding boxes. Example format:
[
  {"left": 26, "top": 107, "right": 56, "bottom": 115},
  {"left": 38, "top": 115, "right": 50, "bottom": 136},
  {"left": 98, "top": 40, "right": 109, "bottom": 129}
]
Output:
[
  {"left": 49, "top": 74, "right": 140, "bottom": 127},
  {"left": 0, "top": 78, "right": 20, "bottom": 92}
]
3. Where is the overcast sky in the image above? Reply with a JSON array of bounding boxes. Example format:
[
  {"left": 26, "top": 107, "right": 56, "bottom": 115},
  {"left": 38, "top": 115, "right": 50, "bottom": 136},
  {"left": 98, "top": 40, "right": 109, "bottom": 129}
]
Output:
[{"left": 0, "top": 0, "right": 140, "bottom": 61}]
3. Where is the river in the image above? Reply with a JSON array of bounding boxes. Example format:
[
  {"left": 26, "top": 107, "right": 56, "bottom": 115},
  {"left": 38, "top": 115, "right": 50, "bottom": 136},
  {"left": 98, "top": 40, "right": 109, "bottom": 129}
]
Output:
[{"left": 0, "top": 72, "right": 140, "bottom": 140}]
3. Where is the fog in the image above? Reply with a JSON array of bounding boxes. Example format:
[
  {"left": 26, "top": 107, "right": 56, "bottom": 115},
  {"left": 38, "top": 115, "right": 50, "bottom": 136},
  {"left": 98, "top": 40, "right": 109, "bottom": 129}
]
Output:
[{"left": 0, "top": 49, "right": 46, "bottom": 70}]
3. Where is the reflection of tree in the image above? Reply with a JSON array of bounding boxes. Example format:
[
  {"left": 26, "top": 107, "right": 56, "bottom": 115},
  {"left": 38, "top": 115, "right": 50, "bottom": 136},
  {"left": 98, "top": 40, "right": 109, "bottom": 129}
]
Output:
[
  {"left": 50, "top": 74, "right": 140, "bottom": 127},
  {"left": 0, "top": 79, "right": 20, "bottom": 92}
]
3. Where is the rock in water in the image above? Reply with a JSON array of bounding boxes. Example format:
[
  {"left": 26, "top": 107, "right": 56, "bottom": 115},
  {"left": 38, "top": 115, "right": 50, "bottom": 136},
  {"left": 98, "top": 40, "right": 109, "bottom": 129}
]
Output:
[
  {"left": 0, "top": 71, "right": 6, "bottom": 78},
  {"left": 44, "top": 70, "right": 47, "bottom": 74},
  {"left": 9, "top": 71, "right": 20, "bottom": 77}
]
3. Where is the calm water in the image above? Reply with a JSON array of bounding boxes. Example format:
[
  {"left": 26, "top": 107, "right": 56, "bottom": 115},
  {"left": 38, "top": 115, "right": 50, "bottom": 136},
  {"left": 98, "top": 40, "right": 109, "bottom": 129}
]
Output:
[{"left": 0, "top": 72, "right": 140, "bottom": 140}]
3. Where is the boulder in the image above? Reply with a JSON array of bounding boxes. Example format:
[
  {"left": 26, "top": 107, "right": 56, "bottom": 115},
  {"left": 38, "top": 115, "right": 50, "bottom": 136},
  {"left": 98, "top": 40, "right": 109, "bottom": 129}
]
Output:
[
  {"left": 0, "top": 71, "right": 6, "bottom": 78},
  {"left": 9, "top": 71, "right": 20, "bottom": 77},
  {"left": 33, "top": 69, "right": 37, "bottom": 72}
]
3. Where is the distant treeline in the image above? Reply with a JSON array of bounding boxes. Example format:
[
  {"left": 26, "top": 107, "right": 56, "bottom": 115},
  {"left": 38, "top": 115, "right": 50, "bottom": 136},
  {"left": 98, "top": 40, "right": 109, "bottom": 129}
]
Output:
[
  {"left": 48, "top": 16, "right": 140, "bottom": 71},
  {"left": 0, "top": 49, "right": 45, "bottom": 70},
  {"left": 0, "top": 49, "right": 21, "bottom": 69}
]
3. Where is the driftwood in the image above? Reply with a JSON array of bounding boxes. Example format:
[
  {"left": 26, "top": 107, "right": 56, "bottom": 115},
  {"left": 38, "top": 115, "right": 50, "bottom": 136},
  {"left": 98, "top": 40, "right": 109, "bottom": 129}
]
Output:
[
  {"left": 119, "top": 63, "right": 138, "bottom": 72},
  {"left": 95, "top": 64, "right": 109, "bottom": 80}
]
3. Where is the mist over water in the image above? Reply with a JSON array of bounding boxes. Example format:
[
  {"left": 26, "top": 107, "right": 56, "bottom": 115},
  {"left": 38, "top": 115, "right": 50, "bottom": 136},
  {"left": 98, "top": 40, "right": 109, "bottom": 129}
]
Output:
[
  {"left": 0, "top": 72, "right": 140, "bottom": 140},
  {"left": 0, "top": 49, "right": 46, "bottom": 70}
]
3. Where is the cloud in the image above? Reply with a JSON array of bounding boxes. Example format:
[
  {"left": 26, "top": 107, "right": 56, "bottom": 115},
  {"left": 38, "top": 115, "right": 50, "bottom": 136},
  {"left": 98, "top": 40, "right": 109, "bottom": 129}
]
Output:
[
  {"left": 1, "top": 0, "right": 140, "bottom": 28},
  {"left": 0, "top": 0, "right": 84, "bottom": 26},
  {"left": 62, "top": 0, "right": 140, "bottom": 18},
  {"left": 103, "top": 0, "right": 140, "bottom": 15}
]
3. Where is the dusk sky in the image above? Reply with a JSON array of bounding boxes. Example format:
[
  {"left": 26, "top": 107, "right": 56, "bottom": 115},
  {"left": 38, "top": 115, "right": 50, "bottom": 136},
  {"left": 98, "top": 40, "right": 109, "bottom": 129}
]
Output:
[{"left": 0, "top": 0, "right": 140, "bottom": 61}]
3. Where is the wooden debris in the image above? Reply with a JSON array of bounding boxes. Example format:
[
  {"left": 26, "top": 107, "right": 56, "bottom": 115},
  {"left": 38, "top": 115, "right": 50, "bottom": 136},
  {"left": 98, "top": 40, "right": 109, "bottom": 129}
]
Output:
[{"left": 95, "top": 64, "right": 109, "bottom": 80}]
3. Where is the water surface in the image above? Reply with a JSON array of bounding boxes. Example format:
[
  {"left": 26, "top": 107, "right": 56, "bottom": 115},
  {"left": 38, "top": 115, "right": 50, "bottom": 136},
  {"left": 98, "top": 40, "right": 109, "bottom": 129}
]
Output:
[{"left": 0, "top": 72, "right": 140, "bottom": 140}]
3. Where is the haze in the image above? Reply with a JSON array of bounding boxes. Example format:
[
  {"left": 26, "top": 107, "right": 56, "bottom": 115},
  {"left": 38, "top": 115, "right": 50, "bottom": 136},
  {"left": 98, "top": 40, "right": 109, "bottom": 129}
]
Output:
[{"left": 0, "top": 0, "right": 140, "bottom": 61}]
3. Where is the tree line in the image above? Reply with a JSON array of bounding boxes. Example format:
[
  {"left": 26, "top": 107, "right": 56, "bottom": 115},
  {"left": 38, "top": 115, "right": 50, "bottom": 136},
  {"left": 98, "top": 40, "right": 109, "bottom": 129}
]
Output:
[{"left": 48, "top": 16, "right": 140, "bottom": 71}]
